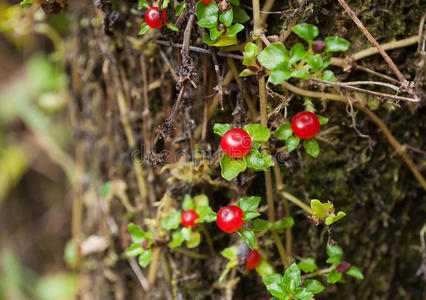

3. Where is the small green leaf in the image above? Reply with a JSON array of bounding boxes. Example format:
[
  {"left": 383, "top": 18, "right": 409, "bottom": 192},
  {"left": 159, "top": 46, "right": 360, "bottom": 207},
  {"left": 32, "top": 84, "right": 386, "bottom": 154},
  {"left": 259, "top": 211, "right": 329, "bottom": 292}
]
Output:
[
  {"left": 294, "top": 288, "right": 314, "bottom": 300},
  {"left": 303, "top": 279, "right": 325, "bottom": 294},
  {"left": 161, "top": 211, "right": 181, "bottom": 230},
  {"left": 327, "top": 269, "right": 342, "bottom": 283},
  {"left": 289, "top": 43, "right": 307, "bottom": 65},
  {"left": 126, "top": 244, "right": 144, "bottom": 257},
  {"left": 326, "top": 244, "right": 343, "bottom": 263},
  {"left": 213, "top": 123, "right": 231, "bottom": 136},
  {"left": 210, "top": 27, "right": 224, "bottom": 40},
  {"left": 325, "top": 211, "right": 346, "bottom": 225},
  {"left": 210, "top": 35, "right": 238, "bottom": 46},
  {"left": 194, "top": 194, "right": 209, "bottom": 207},
  {"left": 303, "top": 139, "right": 320, "bottom": 158},
  {"left": 240, "top": 69, "right": 256, "bottom": 77},
  {"left": 262, "top": 273, "right": 282, "bottom": 285},
  {"left": 238, "top": 196, "right": 261, "bottom": 212},
  {"left": 262, "top": 152, "right": 275, "bottom": 169},
  {"left": 297, "top": 258, "right": 318, "bottom": 273},
  {"left": 242, "top": 42, "right": 258, "bottom": 66},
  {"left": 167, "top": 23, "right": 179, "bottom": 32},
  {"left": 138, "top": 248, "right": 153, "bottom": 268},
  {"left": 269, "top": 69, "right": 291, "bottom": 85},
  {"left": 237, "top": 228, "right": 256, "bottom": 249},
  {"left": 195, "top": 205, "right": 216, "bottom": 222},
  {"left": 321, "top": 70, "right": 335, "bottom": 82},
  {"left": 219, "top": 9, "right": 233, "bottom": 27},
  {"left": 174, "top": 3, "right": 186, "bottom": 16},
  {"left": 346, "top": 266, "right": 364, "bottom": 279},
  {"left": 245, "top": 150, "right": 266, "bottom": 171},
  {"left": 168, "top": 231, "right": 184, "bottom": 248},
  {"left": 196, "top": 1, "right": 219, "bottom": 28},
  {"left": 286, "top": 136, "right": 300, "bottom": 152},
  {"left": 138, "top": 23, "right": 150, "bottom": 35},
  {"left": 274, "top": 123, "right": 293, "bottom": 140},
  {"left": 306, "top": 55, "right": 323, "bottom": 72},
  {"left": 243, "top": 210, "right": 261, "bottom": 221},
  {"left": 274, "top": 217, "right": 294, "bottom": 233},
  {"left": 226, "top": 23, "right": 244, "bottom": 37},
  {"left": 20, "top": 0, "right": 34, "bottom": 4},
  {"left": 233, "top": 6, "right": 250, "bottom": 23},
  {"left": 186, "top": 231, "right": 201, "bottom": 248},
  {"left": 282, "top": 263, "right": 301, "bottom": 292},
  {"left": 128, "top": 223, "right": 144, "bottom": 243},
  {"left": 317, "top": 115, "right": 329, "bottom": 125},
  {"left": 323, "top": 54, "right": 332, "bottom": 68},
  {"left": 203, "top": 34, "right": 215, "bottom": 45},
  {"left": 290, "top": 69, "right": 309, "bottom": 79},
  {"left": 181, "top": 227, "right": 192, "bottom": 241},
  {"left": 100, "top": 181, "right": 112, "bottom": 198},
  {"left": 325, "top": 36, "right": 350, "bottom": 52},
  {"left": 137, "top": 0, "right": 149, "bottom": 9},
  {"left": 229, "top": 0, "right": 239, "bottom": 5},
  {"left": 161, "top": 0, "right": 170, "bottom": 9},
  {"left": 264, "top": 281, "right": 286, "bottom": 298},
  {"left": 311, "top": 199, "right": 334, "bottom": 220},
  {"left": 257, "top": 43, "right": 289, "bottom": 71},
  {"left": 262, "top": 276, "right": 287, "bottom": 298},
  {"left": 256, "top": 260, "right": 275, "bottom": 276},
  {"left": 182, "top": 194, "right": 194, "bottom": 210},
  {"left": 252, "top": 219, "right": 272, "bottom": 231},
  {"left": 242, "top": 124, "right": 270, "bottom": 142},
  {"left": 220, "top": 154, "right": 247, "bottom": 181},
  {"left": 292, "top": 23, "right": 319, "bottom": 42},
  {"left": 221, "top": 246, "right": 238, "bottom": 260}
]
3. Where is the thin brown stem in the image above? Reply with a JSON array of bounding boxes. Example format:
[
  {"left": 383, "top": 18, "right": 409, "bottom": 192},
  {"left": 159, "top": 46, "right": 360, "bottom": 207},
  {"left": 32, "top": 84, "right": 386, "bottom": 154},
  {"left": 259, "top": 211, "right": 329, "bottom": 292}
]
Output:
[
  {"left": 253, "top": 0, "right": 290, "bottom": 268},
  {"left": 337, "top": 0, "right": 409, "bottom": 88}
]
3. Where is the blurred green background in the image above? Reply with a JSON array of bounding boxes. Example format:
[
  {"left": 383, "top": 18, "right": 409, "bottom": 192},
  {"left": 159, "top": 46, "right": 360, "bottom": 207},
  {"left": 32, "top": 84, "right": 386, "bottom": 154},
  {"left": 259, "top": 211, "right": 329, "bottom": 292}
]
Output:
[{"left": 0, "top": 1, "right": 78, "bottom": 299}]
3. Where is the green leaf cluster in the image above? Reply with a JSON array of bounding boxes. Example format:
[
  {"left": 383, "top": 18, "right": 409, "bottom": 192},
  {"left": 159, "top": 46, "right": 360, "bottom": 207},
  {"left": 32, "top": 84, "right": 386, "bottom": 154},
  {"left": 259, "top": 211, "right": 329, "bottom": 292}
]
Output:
[
  {"left": 125, "top": 223, "right": 155, "bottom": 268},
  {"left": 274, "top": 117, "right": 327, "bottom": 158},
  {"left": 242, "top": 24, "right": 350, "bottom": 84},
  {"left": 262, "top": 263, "right": 324, "bottom": 299},
  {"left": 310, "top": 199, "right": 346, "bottom": 225},
  {"left": 196, "top": 2, "right": 245, "bottom": 46},
  {"left": 215, "top": 124, "right": 273, "bottom": 181}
]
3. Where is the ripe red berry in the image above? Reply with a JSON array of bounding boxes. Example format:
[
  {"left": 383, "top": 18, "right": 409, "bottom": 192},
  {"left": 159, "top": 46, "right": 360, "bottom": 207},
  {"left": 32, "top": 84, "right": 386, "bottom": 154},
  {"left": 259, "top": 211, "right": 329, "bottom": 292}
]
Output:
[
  {"left": 312, "top": 40, "right": 326, "bottom": 53},
  {"left": 216, "top": 205, "right": 244, "bottom": 233},
  {"left": 336, "top": 261, "right": 351, "bottom": 273},
  {"left": 291, "top": 111, "right": 320, "bottom": 139},
  {"left": 145, "top": 7, "right": 167, "bottom": 29},
  {"left": 181, "top": 210, "right": 199, "bottom": 228},
  {"left": 220, "top": 128, "right": 252, "bottom": 158},
  {"left": 199, "top": 0, "right": 216, "bottom": 4},
  {"left": 245, "top": 249, "right": 260, "bottom": 270}
]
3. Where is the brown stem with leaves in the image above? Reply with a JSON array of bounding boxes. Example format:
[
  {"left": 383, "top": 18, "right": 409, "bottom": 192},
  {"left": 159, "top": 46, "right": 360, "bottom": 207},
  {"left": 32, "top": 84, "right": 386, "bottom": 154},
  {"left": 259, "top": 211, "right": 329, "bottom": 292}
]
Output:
[{"left": 253, "top": 0, "right": 290, "bottom": 269}]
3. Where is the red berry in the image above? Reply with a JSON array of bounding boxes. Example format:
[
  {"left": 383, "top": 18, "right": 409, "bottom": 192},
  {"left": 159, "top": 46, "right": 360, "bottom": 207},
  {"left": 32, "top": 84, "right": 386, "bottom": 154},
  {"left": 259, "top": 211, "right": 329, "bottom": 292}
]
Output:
[
  {"left": 216, "top": 205, "right": 244, "bottom": 233},
  {"left": 312, "top": 40, "right": 326, "bottom": 53},
  {"left": 245, "top": 249, "right": 260, "bottom": 270},
  {"left": 181, "top": 210, "right": 199, "bottom": 228},
  {"left": 291, "top": 111, "right": 320, "bottom": 139},
  {"left": 145, "top": 7, "right": 167, "bottom": 29},
  {"left": 336, "top": 261, "right": 351, "bottom": 273},
  {"left": 220, "top": 128, "right": 252, "bottom": 158},
  {"left": 199, "top": 0, "right": 215, "bottom": 3}
]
